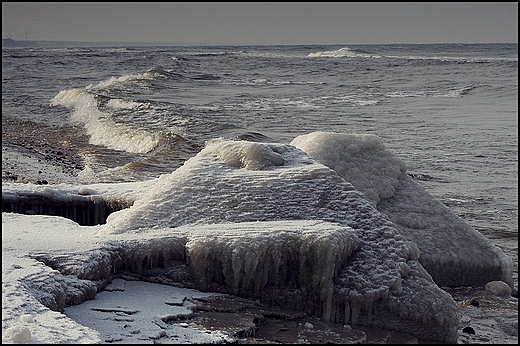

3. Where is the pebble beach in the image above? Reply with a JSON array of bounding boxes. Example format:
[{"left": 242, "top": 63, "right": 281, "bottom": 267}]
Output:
[{"left": 2, "top": 117, "right": 85, "bottom": 185}]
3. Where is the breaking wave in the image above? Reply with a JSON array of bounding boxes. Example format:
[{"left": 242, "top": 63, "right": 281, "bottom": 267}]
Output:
[
  {"left": 308, "top": 47, "right": 382, "bottom": 59},
  {"left": 51, "top": 88, "right": 159, "bottom": 154}
]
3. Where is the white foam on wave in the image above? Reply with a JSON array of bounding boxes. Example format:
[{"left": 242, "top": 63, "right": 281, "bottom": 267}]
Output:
[
  {"left": 386, "top": 54, "right": 518, "bottom": 63},
  {"left": 51, "top": 89, "right": 159, "bottom": 154},
  {"left": 88, "top": 73, "right": 144, "bottom": 89},
  {"left": 106, "top": 98, "right": 151, "bottom": 110},
  {"left": 386, "top": 85, "right": 477, "bottom": 99},
  {"left": 308, "top": 47, "right": 517, "bottom": 63},
  {"left": 307, "top": 47, "right": 382, "bottom": 59}
]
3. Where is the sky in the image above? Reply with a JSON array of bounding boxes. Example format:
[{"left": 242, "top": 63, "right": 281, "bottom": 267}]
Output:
[{"left": 2, "top": 2, "right": 518, "bottom": 45}]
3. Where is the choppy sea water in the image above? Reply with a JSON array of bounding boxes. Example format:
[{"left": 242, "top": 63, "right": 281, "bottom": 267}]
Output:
[{"left": 2, "top": 43, "right": 518, "bottom": 266}]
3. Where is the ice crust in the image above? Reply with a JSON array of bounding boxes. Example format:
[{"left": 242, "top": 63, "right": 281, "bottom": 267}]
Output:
[
  {"left": 97, "top": 139, "right": 460, "bottom": 342},
  {"left": 291, "top": 131, "right": 407, "bottom": 206},
  {"left": 291, "top": 131, "right": 514, "bottom": 288}
]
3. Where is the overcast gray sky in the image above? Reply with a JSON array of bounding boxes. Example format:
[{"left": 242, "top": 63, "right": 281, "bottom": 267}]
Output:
[{"left": 2, "top": 2, "right": 518, "bottom": 45}]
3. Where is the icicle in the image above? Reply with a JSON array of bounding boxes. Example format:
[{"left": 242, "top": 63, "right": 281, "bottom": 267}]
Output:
[
  {"left": 232, "top": 246, "right": 245, "bottom": 295},
  {"left": 344, "top": 300, "right": 351, "bottom": 324},
  {"left": 365, "top": 293, "right": 374, "bottom": 323},
  {"left": 162, "top": 251, "right": 169, "bottom": 268},
  {"left": 350, "top": 293, "right": 362, "bottom": 325},
  {"left": 135, "top": 257, "right": 141, "bottom": 274},
  {"left": 321, "top": 286, "right": 333, "bottom": 322}
]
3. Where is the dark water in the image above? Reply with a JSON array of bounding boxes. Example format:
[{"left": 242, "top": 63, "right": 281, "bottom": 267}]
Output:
[{"left": 2, "top": 43, "right": 518, "bottom": 262}]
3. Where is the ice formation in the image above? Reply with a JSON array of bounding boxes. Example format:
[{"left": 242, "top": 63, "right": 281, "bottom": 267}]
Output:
[
  {"left": 1, "top": 213, "right": 236, "bottom": 344},
  {"left": 291, "top": 131, "right": 407, "bottom": 206},
  {"left": 183, "top": 220, "right": 359, "bottom": 322},
  {"left": 4, "top": 133, "right": 513, "bottom": 343},
  {"left": 2, "top": 326, "right": 31, "bottom": 344},
  {"left": 291, "top": 131, "right": 514, "bottom": 288},
  {"left": 96, "top": 139, "right": 460, "bottom": 342}
]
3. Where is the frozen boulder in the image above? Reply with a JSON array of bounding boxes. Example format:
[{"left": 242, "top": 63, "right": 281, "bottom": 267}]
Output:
[
  {"left": 291, "top": 131, "right": 514, "bottom": 288},
  {"left": 99, "top": 139, "right": 460, "bottom": 343},
  {"left": 485, "top": 280, "right": 512, "bottom": 297}
]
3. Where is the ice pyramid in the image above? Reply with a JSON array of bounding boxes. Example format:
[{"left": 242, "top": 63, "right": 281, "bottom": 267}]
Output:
[{"left": 97, "top": 138, "right": 460, "bottom": 342}]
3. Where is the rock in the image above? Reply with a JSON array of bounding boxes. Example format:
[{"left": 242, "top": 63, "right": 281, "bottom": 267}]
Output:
[
  {"left": 291, "top": 131, "right": 514, "bottom": 289},
  {"left": 485, "top": 281, "right": 512, "bottom": 297},
  {"left": 469, "top": 298, "right": 480, "bottom": 307},
  {"left": 99, "top": 141, "right": 461, "bottom": 343}
]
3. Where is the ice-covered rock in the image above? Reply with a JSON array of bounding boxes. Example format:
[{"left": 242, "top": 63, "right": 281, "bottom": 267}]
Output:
[
  {"left": 291, "top": 131, "right": 406, "bottom": 206},
  {"left": 485, "top": 280, "right": 512, "bottom": 297},
  {"left": 291, "top": 131, "right": 513, "bottom": 288},
  {"left": 98, "top": 139, "right": 459, "bottom": 343},
  {"left": 377, "top": 174, "right": 513, "bottom": 288}
]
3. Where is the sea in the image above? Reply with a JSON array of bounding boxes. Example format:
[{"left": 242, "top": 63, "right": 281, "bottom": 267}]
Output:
[{"left": 2, "top": 43, "right": 518, "bottom": 269}]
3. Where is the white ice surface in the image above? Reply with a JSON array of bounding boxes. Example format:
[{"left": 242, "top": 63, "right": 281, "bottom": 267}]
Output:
[{"left": 291, "top": 131, "right": 513, "bottom": 287}]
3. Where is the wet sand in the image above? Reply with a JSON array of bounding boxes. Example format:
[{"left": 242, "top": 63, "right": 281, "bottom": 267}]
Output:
[
  {"left": 2, "top": 117, "right": 85, "bottom": 185},
  {"left": 177, "top": 285, "right": 519, "bottom": 344}
]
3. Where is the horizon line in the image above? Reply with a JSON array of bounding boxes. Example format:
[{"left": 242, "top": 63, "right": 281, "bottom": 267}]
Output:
[{"left": 2, "top": 38, "right": 518, "bottom": 47}]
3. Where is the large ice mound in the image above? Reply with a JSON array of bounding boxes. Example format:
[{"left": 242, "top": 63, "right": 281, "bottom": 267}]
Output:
[
  {"left": 291, "top": 131, "right": 514, "bottom": 288},
  {"left": 98, "top": 139, "right": 460, "bottom": 342}
]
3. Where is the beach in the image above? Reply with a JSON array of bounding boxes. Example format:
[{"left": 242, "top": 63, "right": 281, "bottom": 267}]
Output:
[
  {"left": 2, "top": 133, "right": 517, "bottom": 344},
  {"left": 2, "top": 117, "right": 85, "bottom": 185}
]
